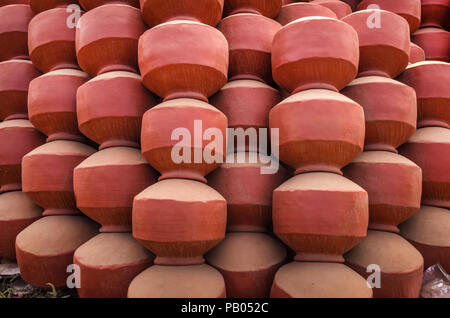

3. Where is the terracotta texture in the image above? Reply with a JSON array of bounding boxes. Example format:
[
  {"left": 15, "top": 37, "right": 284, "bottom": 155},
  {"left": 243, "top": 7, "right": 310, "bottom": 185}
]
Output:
[
  {"left": 341, "top": 76, "right": 417, "bottom": 152},
  {"left": 311, "top": 0, "right": 351, "bottom": 19},
  {"left": 411, "top": 27, "right": 450, "bottom": 62},
  {"left": 276, "top": 2, "right": 337, "bottom": 26},
  {"left": 206, "top": 233, "right": 287, "bottom": 298},
  {"left": 22, "top": 140, "right": 96, "bottom": 216},
  {"left": 409, "top": 43, "right": 426, "bottom": 64},
  {"left": 138, "top": 20, "right": 228, "bottom": 102},
  {"left": 272, "top": 17, "right": 359, "bottom": 93},
  {"left": 0, "top": 60, "right": 41, "bottom": 121},
  {"left": 0, "top": 120, "right": 45, "bottom": 193},
  {"left": 223, "top": 0, "right": 281, "bottom": 18},
  {"left": 74, "top": 233, "right": 154, "bottom": 298},
  {"left": 345, "top": 230, "right": 424, "bottom": 298},
  {"left": 420, "top": 0, "right": 449, "bottom": 29},
  {"left": 15, "top": 215, "right": 99, "bottom": 288},
  {"left": 30, "top": 0, "right": 75, "bottom": 13},
  {"left": 77, "top": 71, "right": 157, "bottom": 150},
  {"left": 0, "top": 1, "right": 29, "bottom": 6},
  {"left": 340, "top": 0, "right": 361, "bottom": 11},
  {"left": 74, "top": 147, "right": 159, "bottom": 233},
  {"left": 132, "top": 179, "right": 227, "bottom": 265},
  {"left": 0, "top": 191, "right": 42, "bottom": 260},
  {"left": 398, "top": 127, "right": 450, "bottom": 208},
  {"left": 79, "top": 0, "right": 140, "bottom": 11}
]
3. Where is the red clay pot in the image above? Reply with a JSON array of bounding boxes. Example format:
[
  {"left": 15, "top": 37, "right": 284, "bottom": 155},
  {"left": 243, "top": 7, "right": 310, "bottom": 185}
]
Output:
[
  {"left": 132, "top": 179, "right": 226, "bottom": 265},
  {"left": 0, "top": 4, "right": 33, "bottom": 62},
  {"left": 30, "top": 0, "right": 75, "bottom": 13},
  {"left": 79, "top": 0, "right": 139, "bottom": 11},
  {"left": 28, "top": 69, "right": 89, "bottom": 142},
  {"left": 139, "top": 0, "right": 224, "bottom": 28},
  {"left": 0, "top": 60, "right": 41, "bottom": 121},
  {"left": 0, "top": 1, "right": 29, "bottom": 6},
  {"left": 277, "top": 2, "right": 337, "bottom": 26},
  {"left": 400, "top": 205, "right": 450, "bottom": 273},
  {"left": 141, "top": 98, "right": 227, "bottom": 183},
  {"left": 311, "top": 0, "right": 351, "bottom": 19},
  {"left": 271, "top": 262, "right": 373, "bottom": 298},
  {"left": 273, "top": 172, "right": 369, "bottom": 263},
  {"left": 0, "top": 120, "right": 45, "bottom": 193},
  {"left": 398, "top": 127, "right": 450, "bottom": 208},
  {"left": 358, "top": 0, "right": 421, "bottom": 33},
  {"left": 409, "top": 43, "right": 426, "bottom": 64},
  {"left": 206, "top": 233, "right": 287, "bottom": 298},
  {"left": 269, "top": 90, "right": 364, "bottom": 175},
  {"left": 345, "top": 230, "right": 424, "bottom": 298},
  {"left": 74, "top": 233, "right": 154, "bottom": 298},
  {"left": 411, "top": 27, "right": 450, "bottom": 62},
  {"left": 74, "top": 147, "right": 159, "bottom": 233},
  {"left": 15, "top": 215, "right": 99, "bottom": 288},
  {"left": 22, "top": 140, "right": 96, "bottom": 216},
  {"left": 128, "top": 264, "right": 226, "bottom": 298},
  {"left": 0, "top": 191, "right": 42, "bottom": 260},
  {"left": 272, "top": 17, "right": 359, "bottom": 93},
  {"left": 343, "top": 151, "right": 422, "bottom": 233},
  {"left": 138, "top": 20, "right": 228, "bottom": 102},
  {"left": 341, "top": 0, "right": 361, "bottom": 11},
  {"left": 397, "top": 61, "right": 450, "bottom": 129},
  {"left": 420, "top": 0, "right": 449, "bottom": 29},
  {"left": 77, "top": 71, "right": 157, "bottom": 150},
  {"left": 223, "top": 0, "right": 281, "bottom": 18},
  {"left": 341, "top": 76, "right": 417, "bottom": 152}
]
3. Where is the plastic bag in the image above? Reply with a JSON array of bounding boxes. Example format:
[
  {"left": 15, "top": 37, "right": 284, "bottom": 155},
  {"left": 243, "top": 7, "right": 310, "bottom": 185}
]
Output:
[{"left": 420, "top": 263, "right": 450, "bottom": 298}]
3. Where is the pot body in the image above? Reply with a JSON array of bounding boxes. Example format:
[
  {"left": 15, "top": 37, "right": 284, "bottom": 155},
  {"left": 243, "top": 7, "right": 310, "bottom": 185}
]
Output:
[
  {"left": 80, "top": 0, "right": 140, "bottom": 11},
  {"left": 311, "top": 0, "right": 352, "bottom": 19},
  {"left": 277, "top": 2, "right": 337, "bottom": 26},
  {"left": 411, "top": 28, "right": 450, "bottom": 62},
  {"left": 223, "top": 0, "right": 281, "bottom": 18},
  {"left": 409, "top": 43, "right": 425, "bottom": 64},
  {"left": 30, "top": 0, "right": 75, "bottom": 13},
  {"left": 420, "top": 0, "right": 449, "bottom": 29}
]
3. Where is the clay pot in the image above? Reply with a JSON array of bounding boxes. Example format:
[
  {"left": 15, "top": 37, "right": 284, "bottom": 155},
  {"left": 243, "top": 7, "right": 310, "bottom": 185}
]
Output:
[
  {"left": 0, "top": 120, "right": 45, "bottom": 193},
  {"left": 77, "top": 71, "right": 157, "bottom": 150},
  {"left": 74, "top": 233, "right": 154, "bottom": 298},
  {"left": 139, "top": 0, "right": 224, "bottom": 28},
  {"left": 0, "top": 1, "right": 29, "bottom": 6},
  {"left": 141, "top": 98, "right": 227, "bottom": 183},
  {"left": 0, "top": 4, "right": 33, "bottom": 62},
  {"left": 30, "top": 0, "right": 75, "bottom": 13},
  {"left": 269, "top": 89, "right": 364, "bottom": 175},
  {"left": 272, "top": 17, "right": 359, "bottom": 93},
  {"left": 271, "top": 262, "right": 372, "bottom": 298},
  {"left": 79, "top": 0, "right": 139, "bottom": 11},
  {"left": 277, "top": 2, "right": 337, "bottom": 26},
  {"left": 15, "top": 215, "right": 99, "bottom": 288},
  {"left": 358, "top": 0, "right": 421, "bottom": 33},
  {"left": 273, "top": 172, "right": 369, "bottom": 263},
  {"left": 206, "top": 233, "right": 287, "bottom": 298},
  {"left": 76, "top": 5, "right": 147, "bottom": 77},
  {"left": 420, "top": 0, "right": 449, "bottom": 29},
  {"left": 28, "top": 69, "right": 89, "bottom": 142},
  {"left": 223, "top": 0, "right": 281, "bottom": 18},
  {"left": 138, "top": 20, "right": 228, "bottom": 102},
  {"left": 399, "top": 205, "right": 450, "bottom": 273},
  {"left": 311, "top": 0, "right": 351, "bottom": 19},
  {"left": 341, "top": 0, "right": 361, "bottom": 11},
  {"left": 409, "top": 43, "right": 425, "bottom": 64},
  {"left": 132, "top": 179, "right": 227, "bottom": 265},
  {"left": 208, "top": 153, "right": 288, "bottom": 232},
  {"left": 128, "top": 264, "right": 226, "bottom": 298},
  {"left": 411, "top": 27, "right": 450, "bottom": 62},
  {"left": 22, "top": 140, "right": 96, "bottom": 216},
  {"left": 343, "top": 151, "right": 422, "bottom": 233},
  {"left": 0, "top": 60, "right": 41, "bottom": 121},
  {"left": 398, "top": 127, "right": 450, "bottom": 208},
  {"left": 341, "top": 76, "right": 416, "bottom": 152},
  {"left": 0, "top": 191, "right": 42, "bottom": 260},
  {"left": 345, "top": 230, "right": 424, "bottom": 298},
  {"left": 74, "top": 147, "right": 159, "bottom": 233},
  {"left": 397, "top": 61, "right": 450, "bottom": 129}
]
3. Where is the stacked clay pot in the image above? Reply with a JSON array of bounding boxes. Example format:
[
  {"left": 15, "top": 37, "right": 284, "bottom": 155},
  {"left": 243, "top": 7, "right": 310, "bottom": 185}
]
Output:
[{"left": 277, "top": 2, "right": 337, "bottom": 26}]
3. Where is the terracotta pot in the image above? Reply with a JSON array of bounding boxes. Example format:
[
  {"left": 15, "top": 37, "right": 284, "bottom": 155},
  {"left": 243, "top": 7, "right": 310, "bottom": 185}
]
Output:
[
  {"left": 409, "top": 43, "right": 425, "bottom": 64},
  {"left": 74, "top": 233, "right": 154, "bottom": 298},
  {"left": 269, "top": 89, "right": 364, "bottom": 175},
  {"left": 0, "top": 60, "right": 41, "bottom": 121},
  {"left": 311, "top": 0, "right": 351, "bottom": 19},
  {"left": 273, "top": 172, "right": 369, "bottom": 262},
  {"left": 398, "top": 127, "right": 450, "bottom": 208},
  {"left": 411, "top": 27, "right": 450, "bottom": 62},
  {"left": 223, "top": 0, "right": 281, "bottom": 18},
  {"left": 277, "top": 2, "right": 337, "bottom": 26},
  {"left": 0, "top": 120, "right": 45, "bottom": 193},
  {"left": 79, "top": 0, "right": 139, "bottom": 11},
  {"left": 345, "top": 230, "right": 424, "bottom": 298},
  {"left": 341, "top": 76, "right": 416, "bottom": 152},
  {"left": 272, "top": 17, "right": 359, "bottom": 93},
  {"left": 138, "top": 20, "right": 228, "bottom": 102},
  {"left": 0, "top": 191, "right": 42, "bottom": 260},
  {"left": 128, "top": 264, "right": 226, "bottom": 298},
  {"left": 28, "top": 69, "right": 89, "bottom": 142},
  {"left": 341, "top": 0, "right": 361, "bottom": 11},
  {"left": 77, "top": 71, "right": 157, "bottom": 150},
  {"left": 206, "top": 233, "right": 287, "bottom": 298},
  {"left": 271, "top": 262, "right": 372, "bottom": 298},
  {"left": 74, "top": 147, "right": 159, "bottom": 233},
  {"left": 420, "top": 0, "right": 449, "bottom": 29},
  {"left": 30, "top": 0, "right": 75, "bottom": 13},
  {"left": 358, "top": 0, "right": 421, "bottom": 33},
  {"left": 0, "top": 1, "right": 29, "bottom": 6},
  {"left": 399, "top": 205, "right": 450, "bottom": 273},
  {"left": 132, "top": 179, "right": 226, "bottom": 265},
  {"left": 0, "top": 4, "right": 33, "bottom": 62},
  {"left": 141, "top": 98, "right": 227, "bottom": 183},
  {"left": 139, "top": 0, "right": 224, "bottom": 28},
  {"left": 22, "top": 140, "right": 96, "bottom": 216},
  {"left": 208, "top": 153, "right": 288, "bottom": 232},
  {"left": 15, "top": 215, "right": 99, "bottom": 288},
  {"left": 343, "top": 151, "right": 422, "bottom": 233}
]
